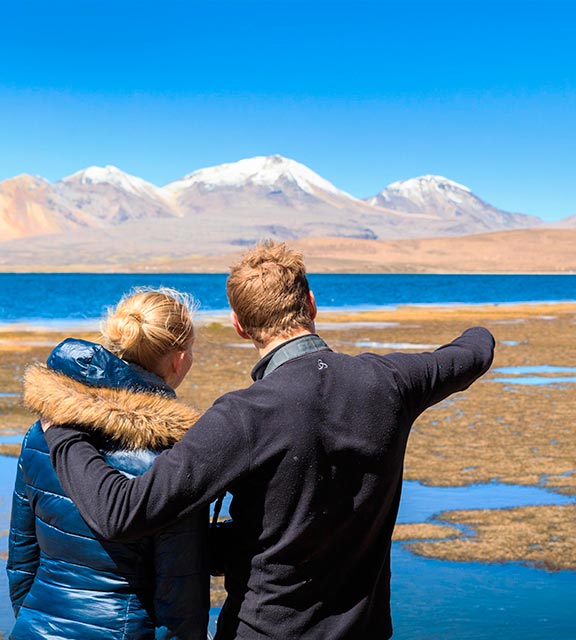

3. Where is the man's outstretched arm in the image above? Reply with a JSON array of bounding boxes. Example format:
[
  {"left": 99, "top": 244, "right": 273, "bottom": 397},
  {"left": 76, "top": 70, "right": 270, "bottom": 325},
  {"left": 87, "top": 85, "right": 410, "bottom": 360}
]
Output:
[
  {"left": 44, "top": 400, "right": 250, "bottom": 540},
  {"left": 381, "top": 326, "right": 495, "bottom": 418}
]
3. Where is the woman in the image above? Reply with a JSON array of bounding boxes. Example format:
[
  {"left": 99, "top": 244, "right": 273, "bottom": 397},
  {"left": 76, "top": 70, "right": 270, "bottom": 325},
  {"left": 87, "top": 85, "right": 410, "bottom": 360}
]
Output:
[{"left": 7, "top": 288, "right": 209, "bottom": 640}]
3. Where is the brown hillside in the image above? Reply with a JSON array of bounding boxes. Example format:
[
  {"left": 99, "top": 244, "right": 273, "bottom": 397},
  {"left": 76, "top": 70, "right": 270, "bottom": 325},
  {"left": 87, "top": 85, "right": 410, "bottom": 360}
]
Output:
[
  {"left": 0, "top": 228, "right": 574, "bottom": 273},
  {"left": 292, "top": 228, "right": 576, "bottom": 273},
  {"left": 123, "top": 228, "right": 576, "bottom": 274}
]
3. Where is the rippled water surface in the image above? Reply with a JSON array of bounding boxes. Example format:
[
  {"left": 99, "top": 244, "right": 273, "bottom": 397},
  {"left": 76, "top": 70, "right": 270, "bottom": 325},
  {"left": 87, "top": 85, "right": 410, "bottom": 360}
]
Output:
[{"left": 1, "top": 274, "right": 575, "bottom": 325}]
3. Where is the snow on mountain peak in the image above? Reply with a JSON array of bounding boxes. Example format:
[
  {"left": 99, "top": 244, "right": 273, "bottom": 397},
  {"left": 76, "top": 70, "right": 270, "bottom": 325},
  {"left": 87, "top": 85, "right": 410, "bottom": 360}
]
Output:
[
  {"left": 385, "top": 175, "right": 471, "bottom": 195},
  {"left": 366, "top": 174, "right": 474, "bottom": 210},
  {"left": 166, "top": 155, "right": 357, "bottom": 201},
  {"left": 62, "top": 165, "right": 162, "bottom": 198}
]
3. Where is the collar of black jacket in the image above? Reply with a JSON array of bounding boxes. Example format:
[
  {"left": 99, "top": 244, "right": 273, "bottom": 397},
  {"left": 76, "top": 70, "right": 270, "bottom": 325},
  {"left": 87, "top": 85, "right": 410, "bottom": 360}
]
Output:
[{"left": 251, "top": 334, "right": 331, "bottom": 381}]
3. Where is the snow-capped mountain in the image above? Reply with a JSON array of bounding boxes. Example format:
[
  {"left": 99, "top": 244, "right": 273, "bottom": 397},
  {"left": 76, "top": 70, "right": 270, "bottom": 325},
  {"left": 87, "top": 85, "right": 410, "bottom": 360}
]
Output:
[
  {"left": 367, "top": 175, "right": 471, "bottom": 212},
  {"left": 0, "top": 158, "right": 557, "bottom": 265},
  {"left": 63, "top": 165, "right": 167, "bottom": 201},
  {"left": 165, "top": 155, "right": 351, "bottom": 196},
  {"left": 162, "top": 154, "right": 402, "bottom": 243},
  {"left": 165, "top": 155, "right": 362, "bottom": 210},
  {"left": 58, "top": 165, "right": 176, "bottom": 224},
  {"left": 366, "top": 175, "right": 540, "bottom": 233}
]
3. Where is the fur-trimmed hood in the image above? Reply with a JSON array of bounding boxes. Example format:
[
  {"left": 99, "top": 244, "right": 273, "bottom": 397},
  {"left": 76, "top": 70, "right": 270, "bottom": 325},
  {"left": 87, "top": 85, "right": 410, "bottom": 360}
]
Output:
[{"left": 23, "top": 344, "right": 200, "bottom": 450}]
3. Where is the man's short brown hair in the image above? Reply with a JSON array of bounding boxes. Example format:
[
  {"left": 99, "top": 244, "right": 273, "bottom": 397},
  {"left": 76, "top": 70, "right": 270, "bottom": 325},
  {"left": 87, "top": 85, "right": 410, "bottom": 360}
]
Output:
[{"left": 227, "top": 241, "right": 313, "bottom": 343}]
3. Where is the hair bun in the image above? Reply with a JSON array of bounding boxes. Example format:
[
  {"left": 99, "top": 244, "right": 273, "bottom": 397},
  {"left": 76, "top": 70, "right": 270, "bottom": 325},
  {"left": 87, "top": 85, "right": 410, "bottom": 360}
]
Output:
[
  {"left": 116, "top": 311, "right": 145, "bottom": 350},
  {"left": 128, "top": 310, "right": 144, "bottom": 323}
]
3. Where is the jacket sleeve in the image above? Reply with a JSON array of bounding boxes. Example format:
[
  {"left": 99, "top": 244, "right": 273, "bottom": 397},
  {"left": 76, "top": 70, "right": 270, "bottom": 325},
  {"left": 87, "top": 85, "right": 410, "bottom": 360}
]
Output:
[
  {"left": 7, "top": 442, "right": 40, "bottom": 616},
  {"left": 383, "top": 326, "right": 495, "bottom": 420},
  {"left": 153, "top": 509, "right": 210, "bottom": 640},
  {"left": 44, "top": 397, "right": 251, "bottom": 541}
]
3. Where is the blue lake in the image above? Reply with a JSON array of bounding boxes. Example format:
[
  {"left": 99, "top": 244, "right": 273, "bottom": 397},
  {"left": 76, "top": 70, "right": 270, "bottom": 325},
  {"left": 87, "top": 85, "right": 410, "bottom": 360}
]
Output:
[{"left": 0, "top": 273, "right": 575, "bottom": 325}]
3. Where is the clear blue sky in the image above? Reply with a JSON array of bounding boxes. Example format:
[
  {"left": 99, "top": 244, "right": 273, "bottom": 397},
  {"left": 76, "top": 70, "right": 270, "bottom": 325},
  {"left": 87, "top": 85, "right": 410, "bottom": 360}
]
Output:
[{"left": 1, "top": 0, "right": 574, "bottom": 220}]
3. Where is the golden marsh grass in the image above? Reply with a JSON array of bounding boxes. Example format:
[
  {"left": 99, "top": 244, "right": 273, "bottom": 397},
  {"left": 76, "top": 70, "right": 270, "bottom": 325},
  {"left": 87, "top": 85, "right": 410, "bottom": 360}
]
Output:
[{"left": 1, "top": 302, "right": 574, "bottom": 583}]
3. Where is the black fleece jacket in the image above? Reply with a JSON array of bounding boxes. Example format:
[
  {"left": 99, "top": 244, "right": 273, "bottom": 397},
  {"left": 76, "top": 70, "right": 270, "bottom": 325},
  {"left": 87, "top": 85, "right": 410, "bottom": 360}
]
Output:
[{"left": 45, "top": 328, "right": 495, "bottom": 640}]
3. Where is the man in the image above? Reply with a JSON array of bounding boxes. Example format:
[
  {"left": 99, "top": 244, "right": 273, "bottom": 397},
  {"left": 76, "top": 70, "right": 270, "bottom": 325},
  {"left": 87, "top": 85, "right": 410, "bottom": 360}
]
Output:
[{"left": 40, "top": 241, "right": 495, "bottom": 639}]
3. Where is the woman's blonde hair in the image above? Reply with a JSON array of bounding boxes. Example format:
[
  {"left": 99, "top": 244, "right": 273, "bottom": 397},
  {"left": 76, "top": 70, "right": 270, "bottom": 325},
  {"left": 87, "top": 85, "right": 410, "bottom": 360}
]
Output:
[{"left": 101, "top": 287, "right": 196, "bottom": 372}]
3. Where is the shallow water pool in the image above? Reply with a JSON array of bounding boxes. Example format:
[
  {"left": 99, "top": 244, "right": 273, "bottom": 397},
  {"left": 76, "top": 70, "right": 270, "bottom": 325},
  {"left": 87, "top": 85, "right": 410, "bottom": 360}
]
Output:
[{"left": 491, "top": 365, "right": 576, "bottom": 386}]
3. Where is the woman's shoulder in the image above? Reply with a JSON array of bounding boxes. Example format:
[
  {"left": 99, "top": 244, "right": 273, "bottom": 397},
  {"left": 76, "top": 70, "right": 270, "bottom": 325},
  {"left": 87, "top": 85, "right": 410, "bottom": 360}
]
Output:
[{"left": 20, "top": 420, "right": 49, "bottom": 454}]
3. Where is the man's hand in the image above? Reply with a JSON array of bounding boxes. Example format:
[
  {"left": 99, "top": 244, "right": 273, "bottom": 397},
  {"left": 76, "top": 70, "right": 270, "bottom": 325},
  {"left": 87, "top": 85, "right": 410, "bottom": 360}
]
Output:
[{"left": 40, "top": 418, "right": 53, "bottom": 432}]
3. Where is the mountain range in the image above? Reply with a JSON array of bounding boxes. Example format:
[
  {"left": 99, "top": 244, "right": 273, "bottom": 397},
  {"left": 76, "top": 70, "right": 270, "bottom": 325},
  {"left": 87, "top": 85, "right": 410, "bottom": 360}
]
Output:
[{"left": 0, "top": 155, "right": 573, "bottom": 270}]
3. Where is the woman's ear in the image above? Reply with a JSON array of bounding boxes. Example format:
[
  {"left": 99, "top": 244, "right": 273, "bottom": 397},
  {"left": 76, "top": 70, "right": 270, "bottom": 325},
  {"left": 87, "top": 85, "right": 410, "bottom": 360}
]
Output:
[
  {"left": 171, "top": 349, "right": 188, "bottom": 375},
  {"left": 166, "top": 344, "right": 194, "bottom": 389},
  {"left": 231, "top": 311, "right": 251, "bottom": 340}
]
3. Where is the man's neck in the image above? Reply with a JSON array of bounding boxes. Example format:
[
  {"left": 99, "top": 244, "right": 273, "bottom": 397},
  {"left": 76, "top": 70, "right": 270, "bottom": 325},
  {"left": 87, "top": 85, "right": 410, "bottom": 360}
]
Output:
[{"left": 256, "top": 328, "right": 314, "bottom": 360}]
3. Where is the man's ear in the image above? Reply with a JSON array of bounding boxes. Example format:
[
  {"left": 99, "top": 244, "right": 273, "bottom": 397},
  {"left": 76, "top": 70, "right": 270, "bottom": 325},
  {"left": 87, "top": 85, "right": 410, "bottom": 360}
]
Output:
[
  {"left": 231, "top": 311, "right": 251, "bottom": 340},
  {"left": 308, "top": 290, "right": 318, "bottom": 321}
]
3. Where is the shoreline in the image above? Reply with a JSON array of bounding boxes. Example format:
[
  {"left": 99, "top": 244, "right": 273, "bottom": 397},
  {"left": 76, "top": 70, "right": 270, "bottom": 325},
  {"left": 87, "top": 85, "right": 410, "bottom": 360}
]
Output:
[
  {"left": 1, "top": 300, "right": 576, "bottom": 333},
  {"left": 1, "top": 269, "right": 575, "bottom": 275}
]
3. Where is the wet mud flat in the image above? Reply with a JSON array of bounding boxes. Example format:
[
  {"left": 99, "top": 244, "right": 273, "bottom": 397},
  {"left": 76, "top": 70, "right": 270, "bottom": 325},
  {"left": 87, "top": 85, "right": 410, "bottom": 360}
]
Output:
[{"left": 0, "top": 302, "right": 574, "bottom": 601}]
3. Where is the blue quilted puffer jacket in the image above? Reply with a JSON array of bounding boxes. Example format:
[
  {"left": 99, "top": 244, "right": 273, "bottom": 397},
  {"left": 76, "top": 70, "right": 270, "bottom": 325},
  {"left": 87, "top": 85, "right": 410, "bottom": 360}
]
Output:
[{"left": 7, "top": 338, "right": 210, "bottom": 640}]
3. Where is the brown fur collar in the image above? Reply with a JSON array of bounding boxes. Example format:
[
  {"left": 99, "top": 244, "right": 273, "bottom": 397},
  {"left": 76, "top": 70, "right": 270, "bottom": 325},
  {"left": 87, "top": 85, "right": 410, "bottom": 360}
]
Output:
[{"left": 23, "top": 364, "right": 200, "bottom": 450}]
